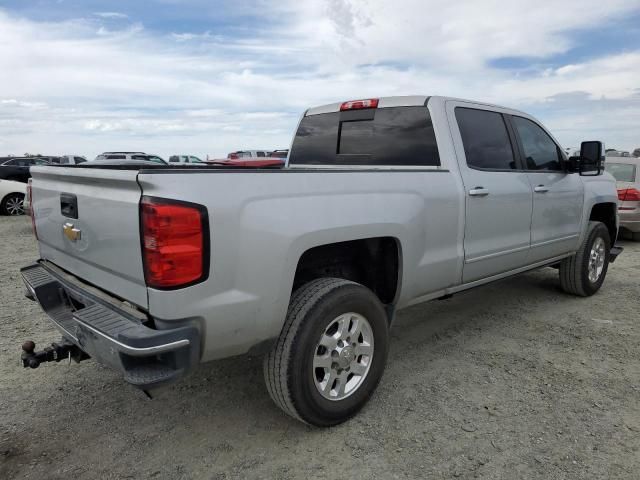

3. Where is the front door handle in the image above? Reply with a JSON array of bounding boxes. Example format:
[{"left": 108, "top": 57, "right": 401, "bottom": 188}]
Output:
[
  {"left": 469, "top": 187, "right": 490, "bottom": 197},
  {"left": 534, "top": 185, "right": 549, "bottom": 193}
]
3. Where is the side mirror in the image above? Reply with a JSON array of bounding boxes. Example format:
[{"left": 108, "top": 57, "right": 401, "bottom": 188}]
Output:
[{"left": 578, "top": 141, "right": 603, "bottom": 176}]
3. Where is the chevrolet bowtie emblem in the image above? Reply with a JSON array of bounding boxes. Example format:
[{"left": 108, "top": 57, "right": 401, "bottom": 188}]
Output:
[{"left": 63, "top": 222, "right": 82, "bottom": 242}]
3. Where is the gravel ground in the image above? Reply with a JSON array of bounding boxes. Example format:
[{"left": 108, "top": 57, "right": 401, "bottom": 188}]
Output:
[{"left": 1, "top": 215, "right": 639, "bottom": 479}]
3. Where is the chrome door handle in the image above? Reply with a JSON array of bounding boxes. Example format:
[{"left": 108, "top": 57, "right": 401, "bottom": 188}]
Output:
[
  {"left": 469, "top": 187, "right": 489, "bottom": 197},
  {"left": 534, "top": 185, "right": 549, "bottom": 193}
]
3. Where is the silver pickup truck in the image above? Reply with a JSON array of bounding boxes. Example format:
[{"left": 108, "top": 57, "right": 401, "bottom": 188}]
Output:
[{"left": 21, "top": 96, "right": 622, "bottom": 426}]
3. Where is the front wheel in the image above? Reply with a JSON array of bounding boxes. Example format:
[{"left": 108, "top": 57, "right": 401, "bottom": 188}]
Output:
[
  {"left": 264, "top": 278, "right": 389, "bottom": 426},
  {"left": 1, "top": 193, "right": 25, "bottom": 216},
  {"left": 559, "top": 221, "right": 611, "bottom": 297}
]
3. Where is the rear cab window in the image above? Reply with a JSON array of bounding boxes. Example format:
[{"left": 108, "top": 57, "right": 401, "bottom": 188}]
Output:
[
  {"left": 455, "top": 107, "right": 516, "bottom": 170},
  {"left": 289, "top": 106, "right": 440, "bottom": 167}
]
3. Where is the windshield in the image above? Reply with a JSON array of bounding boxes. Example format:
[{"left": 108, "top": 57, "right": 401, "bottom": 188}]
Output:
[{"left": 605, "top": 162, "right": 636, "bottom": 182}]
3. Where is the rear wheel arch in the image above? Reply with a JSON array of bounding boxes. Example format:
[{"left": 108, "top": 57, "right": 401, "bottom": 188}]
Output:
[{"left": 292, "top": 237, "right": 402, "bottom": 314}]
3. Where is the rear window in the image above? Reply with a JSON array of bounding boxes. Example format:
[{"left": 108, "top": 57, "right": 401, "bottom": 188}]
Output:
[
  {"left": 106, "top": 155, "right": 126, "bottom": 160},
  {"left": 289, "top": 106, "right": 440, "bottom": 167},
  {"left": 605, "top": 162, "right": 636, "bottom": 182},
  {"left": 455, "top": 107, "right": 516, "bottom": 170}
]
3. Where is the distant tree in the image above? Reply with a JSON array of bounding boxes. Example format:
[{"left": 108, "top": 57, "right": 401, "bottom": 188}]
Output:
[
  {"left": 633, "top": 148, "right": 640, "bottom": 158},
  {"left": 605, "top": 148, "right": 617, "bottom": 153}
]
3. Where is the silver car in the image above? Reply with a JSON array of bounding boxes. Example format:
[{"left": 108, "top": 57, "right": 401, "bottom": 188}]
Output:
[{"left": 605, "top": 157, "right": 640, "bottom": 239}]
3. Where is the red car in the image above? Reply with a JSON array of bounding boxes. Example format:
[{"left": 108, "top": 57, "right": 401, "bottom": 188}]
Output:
[{"left": 205, "top": 158, "right": 284, "bottom": 168}]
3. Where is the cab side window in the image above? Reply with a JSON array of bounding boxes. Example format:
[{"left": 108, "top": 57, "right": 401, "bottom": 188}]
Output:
[
  {"left": 455, "top": 108, "right": 516, "bottom": 170},
  {"left": 512, "top": 116, "right": 563, "bottom": 171}
]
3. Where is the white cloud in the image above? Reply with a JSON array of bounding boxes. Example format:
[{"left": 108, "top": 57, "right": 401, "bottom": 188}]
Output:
[
  {"left": 94, "top": 12, "right": 129, "bottom": 19},
  {"left": 0, "top": 1, "right": 639, "bottom": 158}
]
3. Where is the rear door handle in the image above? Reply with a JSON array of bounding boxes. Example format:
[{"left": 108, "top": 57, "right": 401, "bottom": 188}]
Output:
[
  {"left": 469, "top": 187, "right": 489, "bottom": 197},
  {"left": 534, "top": 185, "right": 549, "bottom": 193}
]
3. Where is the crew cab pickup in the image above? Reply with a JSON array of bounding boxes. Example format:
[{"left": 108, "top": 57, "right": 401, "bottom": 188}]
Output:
[{"left": 21, "top": 96, "right": 621, "bottom": 426}]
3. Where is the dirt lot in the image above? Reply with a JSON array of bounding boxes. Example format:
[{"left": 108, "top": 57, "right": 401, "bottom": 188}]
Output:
[{"left": 1, "top": 215, "right": 639, "bottom": 479}]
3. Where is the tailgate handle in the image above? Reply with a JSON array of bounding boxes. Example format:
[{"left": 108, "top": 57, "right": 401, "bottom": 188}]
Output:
[{"left": 60, "top": 193, "right": 78, "bottom": 219}]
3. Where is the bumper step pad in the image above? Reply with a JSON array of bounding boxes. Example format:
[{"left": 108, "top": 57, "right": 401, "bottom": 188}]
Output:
[{"left": 21, "top": 263, "right": 198, "bottom": 389}]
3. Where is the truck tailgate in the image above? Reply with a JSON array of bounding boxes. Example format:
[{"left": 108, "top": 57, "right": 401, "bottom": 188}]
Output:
[{"left": 30, "top": 166, "right": 148, "bottom": 309}]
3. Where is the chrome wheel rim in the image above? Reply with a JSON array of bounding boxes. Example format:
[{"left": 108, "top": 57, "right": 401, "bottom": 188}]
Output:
[
  {"left": 6, "top": 195, "right": 24, "bottom": 215},
  {"left": 312, "top": 312, "right": 374, "bottom": 401},
  {"left": 588, "top": 237, "right": 606, "bottom": 283}
]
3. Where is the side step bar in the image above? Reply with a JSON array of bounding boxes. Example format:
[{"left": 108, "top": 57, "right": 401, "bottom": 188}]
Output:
[{"left": 610, "top": 244, "right": 624, "bottom": 263}]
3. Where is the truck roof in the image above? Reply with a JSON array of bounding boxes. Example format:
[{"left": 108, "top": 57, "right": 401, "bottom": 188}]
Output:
[{"left": 305, "top": 95, "right": 528, "bottom": 117}]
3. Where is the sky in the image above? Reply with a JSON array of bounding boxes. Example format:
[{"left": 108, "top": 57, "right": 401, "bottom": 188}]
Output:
[{"left": 0, "top": 0, "right": 639, "bottom": 159}]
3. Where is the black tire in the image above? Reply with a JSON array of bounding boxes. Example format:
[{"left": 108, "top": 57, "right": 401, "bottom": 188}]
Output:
[
  {"left": 0, "top": 192, "right": 25, "bottom": 216},
  {"left": 264, "top": 278, "right": 389, "bottom": 426},
  {"left": 632, "top": 232, "right": 640, "bottom": 242},
  {"left": 559, "top": 221, "right": 610, "bottom": 297}
]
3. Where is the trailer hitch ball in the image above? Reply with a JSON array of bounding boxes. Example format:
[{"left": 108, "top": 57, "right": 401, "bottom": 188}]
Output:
[
  {"left": 22, "top": 340, "right": 41, "bottom": 368},
  {"left": 20, "top": 339, "right": 88, "bottom": 369},
  {"left": 22, "top": 340, "right": 36, "bottom": 354}
]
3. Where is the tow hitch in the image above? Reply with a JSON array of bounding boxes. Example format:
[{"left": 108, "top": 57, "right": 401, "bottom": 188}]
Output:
[{"left": 21, "top": 340, "right": 88, "bottom": 369}]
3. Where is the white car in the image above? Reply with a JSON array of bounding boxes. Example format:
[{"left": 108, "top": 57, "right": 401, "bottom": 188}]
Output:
[
  {"left": 94, "top": 152, "right": 167, "bottom": 164},
  {"left": 0, "top": 178, "right": 27, "bottom": 215},
  {"left": 55, "top": 155, "right": 88, "bottom": 165},
  {"left": 168, "top": 155, "right": 206, "bottom": 165}
]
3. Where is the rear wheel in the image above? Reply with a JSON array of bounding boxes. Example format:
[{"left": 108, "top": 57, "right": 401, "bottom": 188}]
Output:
[
  {"left": 264, "top": 278, "right": 389, "bottom": 426},
  {"left": 559, "top": 221, "right": 610, "bottom": 297},
  {"left": 632, "top": 232, "right": 640, "bottom": 242},
  {"left": 0, "top": 193, "right": 25, "bottom": 216}
]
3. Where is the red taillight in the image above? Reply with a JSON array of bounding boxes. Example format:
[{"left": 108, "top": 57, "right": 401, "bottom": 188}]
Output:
[
  {"left": 27, "top": 179, "right": 37, "bottom": 239},
  {"left": 140, "top": 196, "right": 208, "bottom": 289},
  {"left": 340, "top": 98, "right": 379, "bottom": 111},
  {"left": 618, "top": 188, "right": 640, "bottom": 202}
]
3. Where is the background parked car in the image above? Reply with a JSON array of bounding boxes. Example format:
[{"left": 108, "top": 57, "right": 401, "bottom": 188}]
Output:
[
  {"left": 226, "top": 150, "right": 272, "bottom": 159},
  {"left": 605, "top": 157, "right": 640, "bottom": 240},
  {"left": 606, "top": 150, "right": 632, "bottom": 158},
  {"left": 205, "top": 157, "right": 285, "bottom": 167},
  {"left": 0, "top": 157, "right": 50, "bottom": 183},
  {"left": 53, "top": 155, "right": 87, "bottom": 165},
  {"left": 168, "top": 155, "right": 206, "bottom": 164},
  {"left": 269, "top": 149, "right": 289, "bottom": 159},
  {"left": 0, "top": 178, "right": 27, "bottom": 215},
  {"left": 94, "top": 152, "right": 168, "bottom": 164}
]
